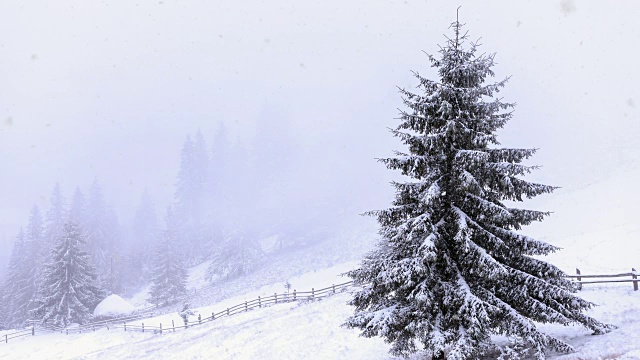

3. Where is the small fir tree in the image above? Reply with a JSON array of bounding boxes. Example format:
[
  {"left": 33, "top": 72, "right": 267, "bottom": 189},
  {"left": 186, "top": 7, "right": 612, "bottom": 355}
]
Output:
[
  {"left": 345, "top": 17, "right": 611, "bottom": 359},
  {"left": 31, "top": 221, "right": 104, "bottom": 327},
  {"left": 148, "top": 208, "right": 188, "bottom": 306}
]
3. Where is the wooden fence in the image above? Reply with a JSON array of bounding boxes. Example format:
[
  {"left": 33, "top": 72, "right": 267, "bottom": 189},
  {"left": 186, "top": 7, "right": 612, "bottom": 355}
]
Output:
[
  {"left": 4, "top": 267, "right": 637, "bottom": 344},
  {"left": 70, "top": 280, "right": 355, "bottom": 335},
  {"left": 2, "top": 280, "right": 354, "bottom": 343},
  {"left": 566, "top": 268, "right": 638, "bottom": 291},
  {"left": 2, "top": 327, "right": 33, "bottom": 344}
]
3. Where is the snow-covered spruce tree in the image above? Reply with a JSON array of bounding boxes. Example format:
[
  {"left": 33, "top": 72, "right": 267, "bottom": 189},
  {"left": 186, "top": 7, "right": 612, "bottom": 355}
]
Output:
[
  {"left": 148, "top": 207, "right": 188, "bottom": 306},
  {"left": 68, "top": 187, "right": 87, "bottom": 225},
  {"left": 85, "top": 179, "right": 122, "bottom": 294},
  {"left": 346, "top": 19, "right": 611, "bottom": 360},
  {"left": 129, "top": 188, "right": 160, "bottom": 284},
  {"left": 42, "top": 183, "right": 67, "bottom": 266},
  {"left": 31, "top": 221, "right": 104, "bottom": 327},
  {"left": 0, "top": 229, "right": 27, "bottom": 328},
  {"left": 174, "top": 132, "right": 211, "bottom": 265},
  {"left": 205, "top": 230, "right": 264, "bottom": 282},
  {"left": 4, "top": 206, "right": 47, "bottom": 325}
]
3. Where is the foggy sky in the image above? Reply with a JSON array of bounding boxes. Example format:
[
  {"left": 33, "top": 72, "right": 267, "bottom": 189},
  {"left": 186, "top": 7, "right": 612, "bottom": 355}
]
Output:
[{"left": 1, "top": 0, "right": 639, "bottom": 270}]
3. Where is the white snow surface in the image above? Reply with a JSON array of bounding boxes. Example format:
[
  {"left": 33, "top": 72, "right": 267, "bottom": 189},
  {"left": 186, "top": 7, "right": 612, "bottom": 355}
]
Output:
[{"left": 93, "top": 295, "right": 135, "bottom": 317}]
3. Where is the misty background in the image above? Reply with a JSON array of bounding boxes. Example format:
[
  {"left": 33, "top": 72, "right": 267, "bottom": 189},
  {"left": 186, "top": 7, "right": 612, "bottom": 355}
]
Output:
[{"left": 1, "top": 0, "right": 639, "bottom": 280}]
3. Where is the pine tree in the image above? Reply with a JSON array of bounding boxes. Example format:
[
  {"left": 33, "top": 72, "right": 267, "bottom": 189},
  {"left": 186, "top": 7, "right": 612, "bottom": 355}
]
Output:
[
  {"left": 130, "top": 188, "right": 160, "bottom": 284},
  {"left": 174, "top": 131, "right": 211, "bottom": 263},
  {"left": 31, "top": 221, "right": 104, "bottom": 327},
  {"left": 148, "top": 208, "right": 188, "bottom": 306},
  {"left": 22, "top": 206, "right": 45, "bottom": 322},
  {"left": 85, "top": 179, "right": 121, "bottom": 294},
  {"left": 205, "top": 230, "right": 264, "bottom": 282},
  {"left": 43, "top": 183, "right": 67, "bottom": 265},
  {"left": 85, "top": 179, "right": 108, "bottom": 271},
  {"left": 346, "top": 18, "right": 611, "bottom": 360},
  {"left": 0, "top": 207, "right": 45, "bottom": 327},
  {"left": 208, "top": 124, "right": 233, "bottom": 249},
  {"left": 0, "top": 229, "right": 27, "bottom": 328},
  {"left": 193, "top": 129, "right": 210, "bottom": 223},
  {"left": 68, "top": 187, "right": 87, "bottom": 226}
]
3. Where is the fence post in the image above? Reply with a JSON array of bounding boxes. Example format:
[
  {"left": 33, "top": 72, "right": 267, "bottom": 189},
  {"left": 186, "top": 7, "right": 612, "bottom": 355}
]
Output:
[
  {"left": 124, "top": 323, "right": 127, "bottom": 332},
  {"left": 198, "top": 314, "right": 201, "bottom": 324},
  {"left": 32, "top": 325, "right": 35, "bottom": 336},
  {"left": 160, "top": 323, "right": 162, "bottom": 334},
  {"left": 293, "top": 289, "right": 296, "bottom": 301},
  {"left": 312, "top": 288, "right": 315, "bottom": 300},
  {"left": 275, "top": 293, "right": 278, "bottom": 304},
  {"left": 5, "top": 334, "right": 7, "bottom": 343},
  {"left": 576, "top": 268, "right": 582, "bottom": 291},
  {"left": 227, "top": 308, "right": 230, "bottom": 316},
  {"left": 245, "top": 301, "right": 248, "bottom": 312},
  {"left": 142, "top": 322, "right": 144, "bottom": 333},
  {"left": 258, "top": 296, "right": 261, "bottom": 308},
  {"left": 633, "top": 268, "right": 638, "bottom": 291},
  {"left": 172, "top": 320, "right": 175, "bottom": 332},
  {"left": 332, "top": 284, "right": 336, "bottom": 294},
  {"left": 212, "top": 312, "right": 215, "bottom": 320}
]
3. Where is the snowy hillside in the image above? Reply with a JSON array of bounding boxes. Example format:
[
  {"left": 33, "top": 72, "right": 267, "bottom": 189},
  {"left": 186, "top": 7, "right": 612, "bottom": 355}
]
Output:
[
  {"left": 1, "top": 261, "right": 639, "bottom": 360},
  {"left": 526, "top": 166, "right": 640, "bottom": 274}
]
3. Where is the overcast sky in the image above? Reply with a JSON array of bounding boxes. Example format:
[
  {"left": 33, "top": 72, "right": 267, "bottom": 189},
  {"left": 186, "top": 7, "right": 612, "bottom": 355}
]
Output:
[{"left": 1, "top": 0, "right": 639, "bottom": 269}]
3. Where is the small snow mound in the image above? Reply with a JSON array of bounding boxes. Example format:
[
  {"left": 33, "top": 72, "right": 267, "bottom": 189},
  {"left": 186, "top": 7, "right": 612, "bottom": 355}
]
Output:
[{"left": 94, "top": 295, "right": 135, "bottom": 317}]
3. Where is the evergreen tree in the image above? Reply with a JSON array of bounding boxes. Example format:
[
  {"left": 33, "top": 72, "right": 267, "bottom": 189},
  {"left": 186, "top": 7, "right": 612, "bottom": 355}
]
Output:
[
  {"left": 175, "top": 135, "right": 196, "bottom": 217},
  {"left": 0, "top": 207, "right": 44, "bottom": 326},
  {"left": 130, "top": 188, "right": 160, "bottom": 284},
  {"left": 193, "top": 129, "right": 210, "bottom": 223},
  {"left": 174, "top": 132, "right": 211, "bottom": 264},
  {"left": 43, "top": 183, "right": 67, "bottom": 264},
  {"left": 148, "top": 208, "right": 188, "bottom": 306},
  {"left": 346, "top": 18, "right": 610, "bottom": 360},
  {"left": 68, "top": 187, "right": 87, "bottom": 226},
  {"left": 31, "top": 221, "right": 104, "bottom": 327},
  {"left": 103, "top": 207, "right": 122, "bottom": 294},
  {"left": 23, "top": 206, "right": 45, "bottom": 321},
  {"left": 205, "top": 230, "right": 264, "bottom": 282},
  {"left": 210, "top": 123, "right": 232, "bottom": 199},
  {"left": 85, "top": 179, "right": 121, "bottom": 294},
  {"left": 0, "top": 229, "right": 26, "bottom": 328},
  {"left": 85, "top": 179, "right": 108, "bottom": 270},
  {"left": 208, "top": 124, "right": 233, "bottom": 250}
]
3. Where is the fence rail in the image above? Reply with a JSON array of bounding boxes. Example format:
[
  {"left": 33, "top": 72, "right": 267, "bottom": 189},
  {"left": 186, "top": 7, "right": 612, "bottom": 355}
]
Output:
[
  {"left": 566, "top": 268, "right": 638, "bottom": 291},
  {"left": 2, "top": 328, "right": 33, "bottom": 343},
  {"left": 106, "top": 280, "right": 355, "bottom": 334}
]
